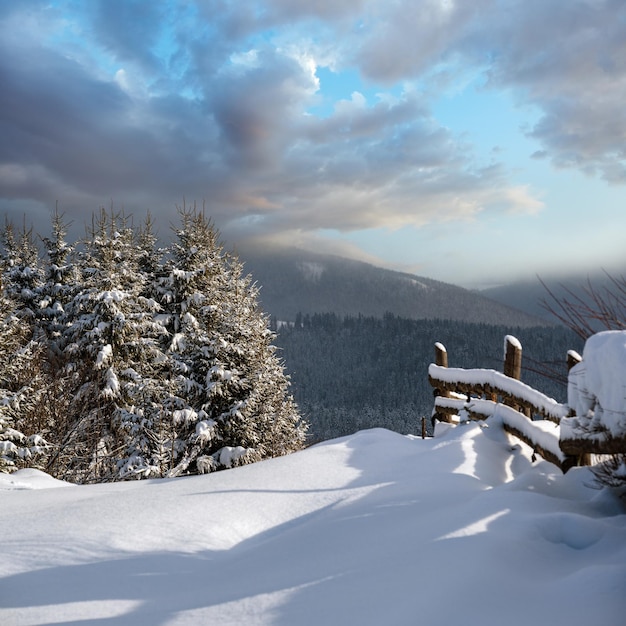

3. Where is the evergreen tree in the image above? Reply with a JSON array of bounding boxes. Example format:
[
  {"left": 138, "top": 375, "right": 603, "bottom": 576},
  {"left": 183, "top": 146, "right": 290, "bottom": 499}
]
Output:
[
  {"left": 0, "top": 332, "right": 51, "bottom": 472},
  {"left": 35, "top": 211, "right": 81, "bottom": 469},
  {"left": 112, "top": 214, "right": 171, "bottom": 480},
  {"left": 2, "top": 220, "right": 46, "bottom": 328},
  {"left": 0, "top": 231, "right": 50, "bottom": 472},
  {"left": 38, "top": 210, "right": 79, "bottom": 343},
  {"left": 160, "top": 208, "right": 306, "bottom": 476},
  {"left": 213, "top": 256, "right": 306, "bottom": 462},
  {"left": 58, "top": 210, "right": 167, "bottom": 481}
]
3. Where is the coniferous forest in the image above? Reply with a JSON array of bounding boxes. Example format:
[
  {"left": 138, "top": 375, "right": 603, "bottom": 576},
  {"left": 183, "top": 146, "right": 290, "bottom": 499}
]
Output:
[
  {"left": 0, "top": 209, "right": 307, "bottom": 482},
  {"left": 274, "top": 313, "right": 583, "bottom": 443}
]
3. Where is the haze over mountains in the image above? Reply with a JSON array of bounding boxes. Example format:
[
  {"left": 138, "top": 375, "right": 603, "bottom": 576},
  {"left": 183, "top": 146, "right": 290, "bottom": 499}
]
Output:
[
  {"left": 481, "top": 270, "right": 626, "bottom": 325},
  {"left": 238, "top": 246, "right": 553, "bottom": 327}
]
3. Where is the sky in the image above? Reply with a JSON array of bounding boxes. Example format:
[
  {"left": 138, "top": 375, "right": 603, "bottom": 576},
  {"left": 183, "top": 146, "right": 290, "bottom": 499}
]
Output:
[
  {"left": 2, "top": 423, "right": 625, "bottom": 625},
  {"left": 0, "top": 0, "right": 625, "bottom": 288}
]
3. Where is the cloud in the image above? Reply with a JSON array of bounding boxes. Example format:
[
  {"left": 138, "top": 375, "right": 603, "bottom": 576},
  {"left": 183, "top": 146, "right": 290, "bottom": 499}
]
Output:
[
  {"left": 9, "top": 0, "right": 622, "bottom": 254},
  {"left": 355, "top": 0, "right": 491, "bottom": 82},
  {"left": 88, "top": 0, "right": 168, "bottom": 74},
  {"left": 209, "top": 47, "right": 318, "bottom": 170},
  {"left": 350, "top": 0, "right": 626, "bottom": 183},
  {"left": 264, "top": 0, "right": 367, "bottom": 21},
  {"left": 477, "top": 0, "right": 626, "bottom": 183}
]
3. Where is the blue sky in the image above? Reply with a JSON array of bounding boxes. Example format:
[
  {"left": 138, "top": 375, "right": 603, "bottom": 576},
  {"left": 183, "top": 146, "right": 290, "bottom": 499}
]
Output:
[{"left": 0, "top": 0, "right": 624, "bottom": 288}]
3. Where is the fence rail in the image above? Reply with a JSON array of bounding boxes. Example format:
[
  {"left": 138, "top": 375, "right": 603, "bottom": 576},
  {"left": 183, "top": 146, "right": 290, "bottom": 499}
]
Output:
[{"left": 427, "top": 335, "right": 623, "bottom": 473}]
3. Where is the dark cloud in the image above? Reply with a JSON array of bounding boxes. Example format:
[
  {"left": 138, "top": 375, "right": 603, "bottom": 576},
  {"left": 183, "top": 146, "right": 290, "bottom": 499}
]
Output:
[{"left": 0, "top": 40, "right": 191, "bottom": 199}]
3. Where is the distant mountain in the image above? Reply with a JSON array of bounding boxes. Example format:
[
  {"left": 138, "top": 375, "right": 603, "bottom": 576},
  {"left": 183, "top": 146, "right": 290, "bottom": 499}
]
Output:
[
  {"left": 480, "top": 280, "right": 554, "bottom": 323},
  {"left": 237, "top": 246, "right": 553, "bottom": 327},
  {"left": 480, "top": 270, "right": 626, "bottom": 326}
]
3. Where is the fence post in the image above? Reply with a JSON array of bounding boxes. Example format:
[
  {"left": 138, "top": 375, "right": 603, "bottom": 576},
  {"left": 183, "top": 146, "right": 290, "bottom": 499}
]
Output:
[
  {"left": 503, "top": 336, "right": 523, "bottom": 411},
  {"left": 503, "top": 335, "right": 522, "bottom": 380},
  {"left": 565, "top": 349, "right": 590, "bottom": 466},
  {"left": 567, "top": 350, "right": 582, "bottom": 372},
  {"left": 432, "top": 342, "right": 452, "bottom": 424},
  {"left": 435, "top": 342, "right": 448, "bottom": 368},
  {"left": 566, "top": 350, "right": 582, "bottom": 418}
]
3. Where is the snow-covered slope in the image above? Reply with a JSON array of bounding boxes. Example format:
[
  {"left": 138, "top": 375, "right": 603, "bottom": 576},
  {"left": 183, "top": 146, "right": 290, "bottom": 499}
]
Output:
[{"left": 1, "top": 423, "right": 625, "bottom": 625}]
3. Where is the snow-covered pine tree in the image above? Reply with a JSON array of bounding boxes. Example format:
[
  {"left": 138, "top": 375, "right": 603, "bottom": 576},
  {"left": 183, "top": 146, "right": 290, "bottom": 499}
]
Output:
[
  {"left": 0, "top": 219, "right": 45, "bottom": 317},
  {"left": 158, "top": 208, "right": 233, "bottom": 475},
  {"left": 38, "top": 210, "right": 79, "bottom": 342},
  {"left": 160, "top": 208, "right": 307, "bottom": 476},
  {"left": 135, "top": 212, "right": 164, "bottom": 280},
  {"left": 0, "top": 296, "right": 51, "bottom": 472},
  {"left": 111, "top": 214, "right": 173, "bottom": 480},
  {"left": 207, "top": 253, "right": 306, "bottom": 465},
  {"left": 58, "top": 210, "right": 168, "bottom": 482},
  {"left": 35, "top": 211, "right": 83, "bottom": 470},
  {"left": 0, "top": 222, "right": 51, "bottom": 472}
]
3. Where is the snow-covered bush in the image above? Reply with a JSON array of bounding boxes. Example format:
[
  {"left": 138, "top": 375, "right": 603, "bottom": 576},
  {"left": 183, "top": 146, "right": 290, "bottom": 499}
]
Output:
[
  {"left": 568, "top": 331, "right": 626, "bottom": 438},
  {"left": 567, "top": 330, "right": 626, "bottom": 487}
]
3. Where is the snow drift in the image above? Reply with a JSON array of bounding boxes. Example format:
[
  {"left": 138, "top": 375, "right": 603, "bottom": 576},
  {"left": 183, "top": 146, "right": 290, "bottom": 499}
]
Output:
[{"left": 1, "top": 421, "right": 625, "bottom": 625}]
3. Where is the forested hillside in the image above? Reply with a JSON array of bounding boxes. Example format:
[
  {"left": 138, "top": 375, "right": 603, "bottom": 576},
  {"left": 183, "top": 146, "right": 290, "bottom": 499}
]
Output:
[
  {"left": 240, "top": 246, "right": 552, "bottom": 327},
  {"left": 275, "top": 313, "right": 583, "bottom": 443}
]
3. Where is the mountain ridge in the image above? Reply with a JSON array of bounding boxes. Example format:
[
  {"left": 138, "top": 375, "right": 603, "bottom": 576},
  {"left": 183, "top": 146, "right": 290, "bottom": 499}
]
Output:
[{"left": 237, "top": 245, "right": 554, "bottom": 328}]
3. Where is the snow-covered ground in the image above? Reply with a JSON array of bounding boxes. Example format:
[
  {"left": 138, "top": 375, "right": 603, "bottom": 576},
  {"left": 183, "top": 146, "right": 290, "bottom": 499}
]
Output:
[{"left": 1, "top": 421, "right": 625, "bottom": 626}]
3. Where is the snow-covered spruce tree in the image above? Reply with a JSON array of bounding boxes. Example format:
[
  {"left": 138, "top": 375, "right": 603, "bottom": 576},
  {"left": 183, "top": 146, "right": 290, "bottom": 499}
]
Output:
[
  {"left": 36, "top": 211, "right": 83, "bottom": 463},
  {"left": 109, "top": 214, "right": 176, "bottom": 480},
  {"left": 38, "top": 210, "right": 80, "bottom": 341},
  {"left": 210, "top": 254, "right": 306, "bottom": 465},
  {"left": 58, "top": 210, "right": 168, "bottom": 482},
  {"left": 159, "top": 208, "right": 307, "bottom": 476},
  {"left": 109, "top": 212, "right": 179, "bottom": 479},
  {"left": 0, "top": 312, "right": 51, "bottom": 471},
  {"left": 0, "top": 219, "right": 45, "bottom": 317},
  {"left": 0, "top": 222, "right": 51, "bottom": 472}
]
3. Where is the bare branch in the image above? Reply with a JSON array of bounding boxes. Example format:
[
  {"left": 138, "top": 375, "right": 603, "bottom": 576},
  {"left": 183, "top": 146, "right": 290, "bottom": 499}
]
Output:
[{"left": 539, "top": 273, "right": 626, "bottom": 340}]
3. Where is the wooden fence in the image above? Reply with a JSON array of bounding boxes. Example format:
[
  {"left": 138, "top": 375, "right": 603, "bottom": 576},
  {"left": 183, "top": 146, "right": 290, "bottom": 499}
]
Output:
[{"left": 428, "top": 335, "right": 625, "bottom": 473}]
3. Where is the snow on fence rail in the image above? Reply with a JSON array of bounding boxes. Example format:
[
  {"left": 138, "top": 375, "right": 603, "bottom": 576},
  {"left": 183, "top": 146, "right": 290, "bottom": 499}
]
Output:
[{"left": 428, "top": 333, "right": 626, "bottom": 473}]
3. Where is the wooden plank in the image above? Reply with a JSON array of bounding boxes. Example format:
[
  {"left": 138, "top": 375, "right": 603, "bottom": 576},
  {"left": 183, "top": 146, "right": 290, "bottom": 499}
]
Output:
[
  {"left": 428, "top": 375, "right": 562, "bottom": 424},
  {"left": 559, "top": 416, "right": 626, "bottom": 455},
  {"left": 560, "top": 434, "right": 626, "bottom": 456},
  {"left": 503, "top": 423, "right": 579, "bottom": 473}
]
